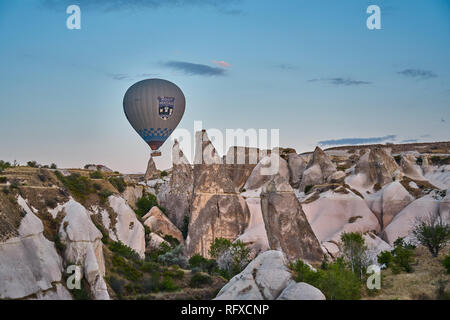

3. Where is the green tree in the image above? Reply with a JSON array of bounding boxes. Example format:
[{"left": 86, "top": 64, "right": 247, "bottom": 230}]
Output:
[
  {"left": 413, "top": 213, "right": 450, "bottom": 257},
  {"left": 340, "top": 232, "right": 369, "bottom": 280}
]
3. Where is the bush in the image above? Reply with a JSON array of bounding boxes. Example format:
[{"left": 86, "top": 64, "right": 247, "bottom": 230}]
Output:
[
  {"left": 412, "top": 213, "right": 450, "bottom": 257},
  {"left": 209, "top": 238, "right": 251, "bottom": 279},
  {"left": 304, "top": 185, "right": 313, "bottom": 194},
  {"left": 134, "top": 193, "right": 161, "bottom": 217},
  {"left": 189, "top": 254, "right": 218, "bottom": 274},
  {"left": 289, "top": 258, "right": 361, "bottom": 300},
  {"left": 160, "top": 171, "right": 168, "bottom": 177},
  {"left": 109, "top": 176, "right": 126, "bottom": 193},
  {"left": 160, "top": 276, "right": 178, "bottom": 292},
  {"left": 443, "top": 254, "right": 450, "bottom": 274},
  {"left": 55, "top": 172, "right": 94, "bottom": 200},
  {"left": 0, "top": 160, "right": 11, "bottom": 173},
  {"left": 189, "top": 273, "right": 212, "bottom": 288},
  {"left": 157, "top": 245, "right": 188, "bottom": 269},
  {"left": 0, "top": 176, "right": 7, "bottom": 183},
  {"left": 107, "top": 276, "right": 126, "bottom": 297},
  {"left": 209, "top": 238, "right": 232, "bottom": 259},
  {"left": 72, "top": 280, "right": 91, "bottom": 300},
  {"left": 27, "top": 161, "right": 39, "bottom": 168},
  {"left": 109, "top": 241, "right": 141, "bottom": 262},
  {"left": 377, "top": 251, "right": 393, "bottom": 269},
  {"left": 378, "top": 237, "right": 415, "bottom": 274},
  {"left": 93, "top": 183, "right": 102, "bottom": 191},
  {"left": 112, "top": 255, "right": 143, "bottom": 281},
  {"left": 89, "top": 171, "right": 104, "bottom": 179},
  {"left": 98, "top": 189, "right": 113, "bottom": 202},
  {"left": 50, "top": 163, "right": 57, "bottom": 169}
]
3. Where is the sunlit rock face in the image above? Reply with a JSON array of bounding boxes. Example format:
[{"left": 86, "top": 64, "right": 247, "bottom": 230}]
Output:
[
  {"left": 299, "top": 147, "right": 337, "bottom": 192},
  {"left": 260, "top": 174, "right": 324, "bottom": 264},
  {"left": 185, "top": 131, "right": 250, "bottom": 258},
  {"left": 159, "top": 139, "right": 193, "bottom": 230}
]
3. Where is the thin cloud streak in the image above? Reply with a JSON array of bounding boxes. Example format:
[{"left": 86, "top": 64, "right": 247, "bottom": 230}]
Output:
[
  {"left": 308, "top": 77, "right": 371, "bottom": 86},
  {"left": 318, "top": 135, "right": 397, "bottom": 146},
  {"left": 397, "top": 69, "right": 437, "bottom": 79},
  {"left": 163, "top": 61, "right": 226, "bottom": 76}
]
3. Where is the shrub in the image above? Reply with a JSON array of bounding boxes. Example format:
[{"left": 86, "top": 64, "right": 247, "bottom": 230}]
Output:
[
  {"left": 340, "top": 232, "right": 369, "bottom": 280},
  {"left": 55, "top": 172, "right": 94, "bottom": 200},
  {"left": 209, "top": 238, "right": 232, "bottom": 259},
  {"left": 161, "top": 276, "right": 178, "bottom": 292},
  {"left": 160, "top": 171, "right": 168, "bottom": 177},
  {"left": 134, "top": 193, "right": 161, "bottom": 217},
  {"left": 377, "top": 251, "right": 393, "bottom": 269},
  {"left": 163, "top": 235, "right": 180, "bottom": 247},
  {"left": 0, "top": 176, "right": 7, "bottom": 183},
  {"left": 378, "top": 237, "right": 415, "bottom": 274},
  {"left": 89, "top": 171, "right": 104, "bottom": 179},
  {"left": 157, "top": 245, "right": 188, "bottom": 269},
  {"left": 289, "top": 258, "right": 361, "bottom": 300},
  {"left": 189, "top": 254, "right": 218, "bottom": 274},
  {"left": 109, "top": 176, "right": 126, "bottom": 193},
  {"left": 210, "top": 238, "right": 251, "bottom": 279},
  {"left": 72, "top": 280, "right": 91, "bottom": 300},
  {"left": 189, "top": 273, "right": 212, "bottom": 288},
  {"left": 112, "top": 255, "right": 143, "bottom": 281},
  {"left": 107, "top": 276, "right": 126, "bottom": 297},
  {"left": 304, "top": 185, "right": 313, "bottom": 194},
  {"left": 93, "top": 183, "right": 102, "bottom": 191},
  {"left": 50, "top": 163, "right": 57, "bottom": 169},
  {"left": 442, "top": 254, "right": 450, "bottom": 274},
  {"left": 27, "top": 161, "right": 39, "bottom": 168},
  {"left": 98, "top": 189, "right": 113, "bottom": 202},
  {"left": 109, "top": 241, "right": 141, "bottom": 262},
  {"left": 412, "top": 213, "right": 450, "bottom": 257},
  {"left": 0, "top": 160, "right": 11, "bottom": 173}
]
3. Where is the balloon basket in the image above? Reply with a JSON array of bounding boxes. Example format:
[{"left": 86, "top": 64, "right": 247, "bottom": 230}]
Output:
[{"left": 151, "top": 151, "right": 162, "bottom": 157}]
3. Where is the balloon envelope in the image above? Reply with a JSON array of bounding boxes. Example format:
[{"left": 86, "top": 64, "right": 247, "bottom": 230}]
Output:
[{"left": 123, "top": 79, "right": 185, "bottom": 151}]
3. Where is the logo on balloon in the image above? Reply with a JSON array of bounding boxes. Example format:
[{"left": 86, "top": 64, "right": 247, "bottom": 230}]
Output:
[{"left": 157, "top": 96, "right": 175, "bottom": 120}]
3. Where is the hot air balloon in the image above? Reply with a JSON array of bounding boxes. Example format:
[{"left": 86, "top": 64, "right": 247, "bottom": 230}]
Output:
[{"left": 123, "top": 79, "right": 185, "bottom": 157}]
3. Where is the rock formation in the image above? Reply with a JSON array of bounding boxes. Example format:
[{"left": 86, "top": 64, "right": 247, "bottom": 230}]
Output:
[
  {"left": 301, "top": 188, "right": 380, "bottom": 243},
  {"left": 365, "top": 181, "right": 415, "bottom": 230},
  {"left": 144, "top": 155, "right": 158, "bottom": 180},
  {"left": 58, "top": 199, "right": 110, "bottom": 300},
  {"left": 243, "top": 154, "right": 290, "bottom": 191},
  {"left": 214, "top": 250, "right": 294, "bottom": 300},
  {"left": 346, "top": 147, "right": 399, "bottom": 191},
  {"left": 185, "top": 131, "right": 250, "bottom": 258},
  {"left": 260, "top": 174, "right": 324, "bottom": 263},
  {"left": 225, "top": 146, "right": 264, "bottom": 190},
  {"left": 108, "top": 195, "right": 146, "bottom": 258},
  {"left": 158, "top": 140, "right": 193, "bottom": 230},
  {"left": 143, "top": 206, "right": 184, "bottom": 244},
  {"left": 287, "top": 153, "right": 307, "bottom": 188},
  {"left": 276, "top": 282, "right": 326, "bottom": 300},
  {"left": 0, "top": 196, "right": 71, "bottom": 299},
  {"left": 382, "top": 191, "right": 449, "bottom": 245},
  {"left": 400, "top": 154, "right": 425, "bottom": 180},
  {"left": 299, "top": 147, "right": 337, "bottom": 191}
]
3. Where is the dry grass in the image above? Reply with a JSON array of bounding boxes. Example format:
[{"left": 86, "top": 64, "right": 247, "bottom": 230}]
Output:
[{"left": 363, "top": 245, "right": 450, "bottom": 300}]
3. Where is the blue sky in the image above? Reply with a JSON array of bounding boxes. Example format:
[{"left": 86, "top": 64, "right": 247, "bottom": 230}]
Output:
[{"left": 0, "top": 0, "right": 449, "bottom": 172}]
